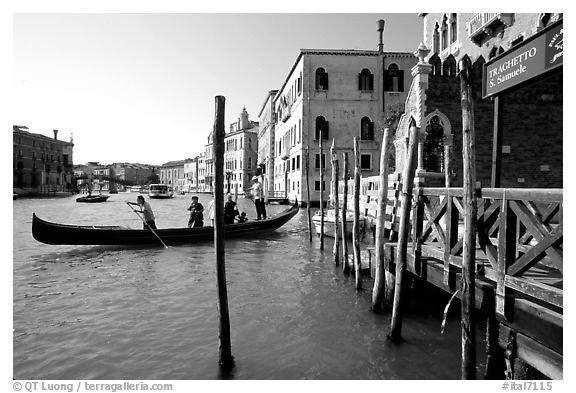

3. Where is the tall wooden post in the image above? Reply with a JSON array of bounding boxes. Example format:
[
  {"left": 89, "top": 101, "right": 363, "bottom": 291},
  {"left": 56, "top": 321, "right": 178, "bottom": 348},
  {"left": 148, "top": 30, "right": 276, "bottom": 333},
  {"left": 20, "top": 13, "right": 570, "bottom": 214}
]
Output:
[
  {"left": 341, "top": 152, "right": 350, "bottom": 274},
  {"left": 388, "top": 125, "right": 419, "bottom": 342},
  {"left": 234, "top": 183, "right": 238, "bottom": 203},
  {"left": 331, "top": 139, "right": 340, "bottom": 265},
  {"left": 459, "top": 58, "right": 477, "bottom": 380},
  {"left": 352, "top": 138, "right": 362, "bottom": 290},
  {"left": 444, "top": 134, "right": 453, "bottom": 188},
  {"left": 319, "top": 137, "right": 325, "bottom": 250},
  {"left": 491, "top": 96, "right": 503, "bottom": 188},
  {"left": 372, "top": 128, "right": 392, "bottom": 312},
  {"left": 213, "top": 96, "right": 234, "bottom": 370},
  {"left": 305, "top": 150, "right": 313, "bottom": 242}
]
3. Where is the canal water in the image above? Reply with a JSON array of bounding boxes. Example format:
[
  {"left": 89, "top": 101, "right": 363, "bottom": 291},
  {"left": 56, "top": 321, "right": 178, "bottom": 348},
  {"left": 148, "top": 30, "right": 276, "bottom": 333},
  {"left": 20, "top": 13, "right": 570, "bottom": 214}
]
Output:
[{"left": 13, "top": 193, "right": 477, "bottom": 380}]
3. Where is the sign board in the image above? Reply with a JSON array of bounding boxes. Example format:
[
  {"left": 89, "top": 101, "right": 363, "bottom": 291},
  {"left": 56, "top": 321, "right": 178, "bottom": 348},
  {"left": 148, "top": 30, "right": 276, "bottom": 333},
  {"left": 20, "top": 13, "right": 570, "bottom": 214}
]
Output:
[{"left": 482, "top": 19, "right": 562, "bottom": 99}]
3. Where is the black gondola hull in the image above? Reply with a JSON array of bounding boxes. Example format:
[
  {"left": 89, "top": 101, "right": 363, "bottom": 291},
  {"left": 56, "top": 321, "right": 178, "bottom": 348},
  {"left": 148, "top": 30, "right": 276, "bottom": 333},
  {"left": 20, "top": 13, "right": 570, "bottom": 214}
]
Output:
[{"left": 32, "top": 203, "right": 299, "bottom": 246}]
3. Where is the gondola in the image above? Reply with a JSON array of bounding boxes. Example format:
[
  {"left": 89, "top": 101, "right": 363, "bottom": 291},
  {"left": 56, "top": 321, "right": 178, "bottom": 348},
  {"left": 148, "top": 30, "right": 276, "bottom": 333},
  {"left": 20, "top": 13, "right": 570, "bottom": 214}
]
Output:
[
  {"left": 32, "top": 202, "right": 299, "bottom": 246},
  {"left": 76, "top": 194, "right": 110, "bottom": 203}
]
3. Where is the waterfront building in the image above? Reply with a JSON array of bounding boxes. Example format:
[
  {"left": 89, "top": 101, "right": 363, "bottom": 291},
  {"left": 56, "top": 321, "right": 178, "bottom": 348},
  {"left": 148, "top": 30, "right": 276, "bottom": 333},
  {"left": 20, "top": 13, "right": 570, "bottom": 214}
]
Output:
[
  {"left": 159, "top": 159, "right": 189, "bottom": 192},
  {"left": 197, "top": 152, "right": 207, "bottom": 192},
  {"left": 13, "top": 126, "right": 75, "bottom": 194},
  {"left": 224, "top": 107, "right": 259, "bottom": 195},
  {"left": 257, "top": 90, "right": 278, "bottom": 202},
  {"left": 398, "top": 13, "right": 563, "bottom": 188},
  {"left": 183, "top": 157, "right": 199, "bottom": 193},
  {"left": 110, "top": 163, "right": 157, "bottom": 191},
  {"left": 204, "top": 107, "right": 259, "bottom": 195},
  {"left": 92, "top": 165, "right": 113, "bottom": 192},
  {"left": 269, "top": 48, "right": 416, "bottom": 203},
  {"left": 204, "top": 136, "right": 214, "bottom": 193}
]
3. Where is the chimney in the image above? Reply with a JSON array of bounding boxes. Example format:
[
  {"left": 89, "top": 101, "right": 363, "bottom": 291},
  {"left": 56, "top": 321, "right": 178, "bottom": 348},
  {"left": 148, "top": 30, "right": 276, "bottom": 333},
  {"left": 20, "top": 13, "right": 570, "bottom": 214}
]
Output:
[
  {"left": 53, "top": 129, "right": 58, "bottom": 140},
  {"left": 377, "top": 20, "right": 385, "bottom": 54}
]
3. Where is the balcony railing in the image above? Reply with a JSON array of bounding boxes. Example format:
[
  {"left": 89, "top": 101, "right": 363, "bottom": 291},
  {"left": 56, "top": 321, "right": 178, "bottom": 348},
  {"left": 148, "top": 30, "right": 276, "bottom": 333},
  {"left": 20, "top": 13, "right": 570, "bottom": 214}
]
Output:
[{"left": 467, "top": 13, "right": 513, "bottom": 44}]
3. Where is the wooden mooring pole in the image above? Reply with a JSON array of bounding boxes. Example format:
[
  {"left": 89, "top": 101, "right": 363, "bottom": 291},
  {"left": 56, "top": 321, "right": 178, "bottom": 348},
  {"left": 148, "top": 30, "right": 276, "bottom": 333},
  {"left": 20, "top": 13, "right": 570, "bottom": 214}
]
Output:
[
  {"left": 213, "top": 96, "right": 234, "bottom": 370},
  {"left": 331, "top": 139, "right": 340, "bottom": 265},
  {"left": 388, "top": 125, "right": 419, "bottom": 342},
  {"left": 305, "top": 150, "right": 313, "bottom": 242},
  {"left": 319, "top": 136, "right": 325, "bottom": 250},
  {"left": 341, "top": 152, "right": 350, "bottom": 274},
  {"left": 372, "top": 128, "right": 392, "bottom": 312},
  {"left": 459, "top": 58, "right": 477, "bottom": 380},
  {"left": 352, "top": 137, "right": 362, "bottom": 290}
]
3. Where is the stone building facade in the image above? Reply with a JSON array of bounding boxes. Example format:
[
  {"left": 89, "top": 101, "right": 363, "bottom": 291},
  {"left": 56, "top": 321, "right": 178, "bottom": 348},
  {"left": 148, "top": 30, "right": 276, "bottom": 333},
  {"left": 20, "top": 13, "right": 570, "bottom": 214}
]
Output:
[
  {"left": 396, "top": 13, "right": 563, "bottom": 188},
  {"left": 271, "top": 48, "right": 416, "bottom": 203},
  {"left": 257, "top": 90, "right": 278, "bottom": 201},
  {"left": 224, "top": 107, "right": 259, "bottom": 194},
  {"left": 13, "top": 126, "right": 75, "bottom": 194}
]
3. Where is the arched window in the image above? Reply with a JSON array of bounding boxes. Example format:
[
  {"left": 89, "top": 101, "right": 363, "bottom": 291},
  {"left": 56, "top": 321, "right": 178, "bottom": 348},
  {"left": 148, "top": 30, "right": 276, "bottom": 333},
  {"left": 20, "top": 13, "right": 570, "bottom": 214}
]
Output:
[
  {"left": 315, "top": 116, "right": 329, "bottom": 140},
  {"left": 315, "top": 68, "right": 329, "bottom": 90},
  {"left": 450, "top": 13, "right": 457, "bottom": 44},
  {"left": 358, "top": 68, "right": 374, "bottom": 91},
  {"left": 383, "top": 63, "right": 404, "bottom": 92},
  {"left": 433, "top": 23, "right": 440, "bottom": 54},
  {"left": 442, "top": 55, "right": 457, "bottom": 77},
  {"left": 424, "top": 114, "right": 448, "bottom": 172},
  {"left": 360, "top": 117, "right": 374, "bottom": 140},
  {"left": 429, "top": 54, "right": 441, "bottom": 76},
  {"left": 441, "top": 15, "right": 448, "bottom": 50}
]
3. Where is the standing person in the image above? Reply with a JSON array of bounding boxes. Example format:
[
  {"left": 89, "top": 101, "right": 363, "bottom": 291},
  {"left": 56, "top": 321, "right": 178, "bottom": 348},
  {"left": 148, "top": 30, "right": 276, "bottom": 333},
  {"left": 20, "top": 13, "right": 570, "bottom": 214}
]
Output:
[
  {"left": 251, "top": 176, "right": 266, "bottom": 220},
  {"left": 224, "top": 193, "right": 239, "bottom": 224},
  {"left": 127, "top": 195, "right": 157, "bottom": 229},
  {"left": 187, "top": 196, "right": 205, "bottom": 228}
]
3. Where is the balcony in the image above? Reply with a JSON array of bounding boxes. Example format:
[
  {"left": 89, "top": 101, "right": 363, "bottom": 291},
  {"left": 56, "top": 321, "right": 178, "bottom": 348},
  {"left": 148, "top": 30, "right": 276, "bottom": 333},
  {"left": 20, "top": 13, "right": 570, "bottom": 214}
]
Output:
[
  {"left": 467, "top": 13, "right": 513, "bottom": 45},
  {"left": 280, "top": 148, "right": 290, "bottom": 161}
]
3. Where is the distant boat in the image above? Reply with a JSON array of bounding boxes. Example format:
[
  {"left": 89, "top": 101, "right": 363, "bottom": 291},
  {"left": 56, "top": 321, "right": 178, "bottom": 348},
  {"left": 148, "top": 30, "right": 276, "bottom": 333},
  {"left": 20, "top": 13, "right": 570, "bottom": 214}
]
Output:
[
  {"left": 130, "top": 186, "right": 142, "bottom": 193},
  {"left": 148, "top": 184, "right": 173, "bottom": 199},
  {"left": 76, "top": 194, "right": 110, "bottom": 203},
  {"left": 312, "top": 209, "right": 364, "bottom": 238}
]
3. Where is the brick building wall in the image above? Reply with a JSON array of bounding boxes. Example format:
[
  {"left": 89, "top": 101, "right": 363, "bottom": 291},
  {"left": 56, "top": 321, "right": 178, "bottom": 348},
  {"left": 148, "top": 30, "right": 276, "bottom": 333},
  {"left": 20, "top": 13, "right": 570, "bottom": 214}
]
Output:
[{"left": 424, "top": 64, "right": 562, "bottom": 188}]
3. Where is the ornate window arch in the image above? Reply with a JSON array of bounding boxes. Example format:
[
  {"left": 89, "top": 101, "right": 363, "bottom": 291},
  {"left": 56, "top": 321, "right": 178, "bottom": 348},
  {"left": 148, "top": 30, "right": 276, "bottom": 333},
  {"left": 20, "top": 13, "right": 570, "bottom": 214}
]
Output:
[
  {"left": 441, "top": 14, "right": 448, "bottom": 51},
  {"left": 423, "top": 110, "right": 452, "bottom": 173}
]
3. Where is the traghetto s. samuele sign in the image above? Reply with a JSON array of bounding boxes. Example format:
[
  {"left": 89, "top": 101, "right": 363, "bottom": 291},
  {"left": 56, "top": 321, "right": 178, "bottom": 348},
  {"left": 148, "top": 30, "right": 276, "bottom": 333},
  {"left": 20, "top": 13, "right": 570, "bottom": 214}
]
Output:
[{"left": 482, "top": 19, "right": 562, "bottom": 99}]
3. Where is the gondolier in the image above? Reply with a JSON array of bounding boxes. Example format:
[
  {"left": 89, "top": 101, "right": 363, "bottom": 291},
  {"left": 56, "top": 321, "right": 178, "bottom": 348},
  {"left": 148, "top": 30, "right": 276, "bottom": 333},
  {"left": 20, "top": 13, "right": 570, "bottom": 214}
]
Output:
[
  {"left": 251, "top": 176, "right": 266, "bottom": 220},
  {"left": 127, "top": 195, "right": 157, "bottom": 229}
]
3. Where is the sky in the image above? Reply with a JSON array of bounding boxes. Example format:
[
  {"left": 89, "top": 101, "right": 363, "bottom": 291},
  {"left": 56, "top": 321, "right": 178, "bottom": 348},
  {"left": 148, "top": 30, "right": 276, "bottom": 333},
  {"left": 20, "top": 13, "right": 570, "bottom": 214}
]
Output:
[{"left": 12, "top": 10, "right": 424, "bottom": 166}]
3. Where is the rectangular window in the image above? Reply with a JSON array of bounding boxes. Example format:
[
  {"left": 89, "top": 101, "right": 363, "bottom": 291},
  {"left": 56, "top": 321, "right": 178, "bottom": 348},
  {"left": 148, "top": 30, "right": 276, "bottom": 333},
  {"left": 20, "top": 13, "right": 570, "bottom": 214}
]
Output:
[
  {"left": 315, "top": 153, "right": 326, "bottom": 169},
  {"left": 291, "top": 157, "right": 295, "bottom": 171},
  {"left": 360, "top": 154, "right": 372, "bottom": 170},
  {"left": 383, "top": 69, "right": 405, "bottom": 92},
  {"left": 296, "top": 155, "right": 300, "bottom": 170},
  {"left": 314, "top": 180, "right": 326, "bottom": 191}
]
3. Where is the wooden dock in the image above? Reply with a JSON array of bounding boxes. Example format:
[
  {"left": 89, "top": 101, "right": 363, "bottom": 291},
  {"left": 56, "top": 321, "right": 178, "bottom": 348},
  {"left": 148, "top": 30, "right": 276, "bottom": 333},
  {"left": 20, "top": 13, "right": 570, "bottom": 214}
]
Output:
[{"left": 338, "top": 174, "right": 563, "bottom": 379}]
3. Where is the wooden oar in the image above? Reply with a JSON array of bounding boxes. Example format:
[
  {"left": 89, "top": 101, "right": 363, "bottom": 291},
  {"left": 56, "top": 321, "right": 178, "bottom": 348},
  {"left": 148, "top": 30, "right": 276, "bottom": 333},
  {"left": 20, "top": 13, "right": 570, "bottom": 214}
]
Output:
[{"left": 126, "top": 202, "right": 169, "bottom": 249}]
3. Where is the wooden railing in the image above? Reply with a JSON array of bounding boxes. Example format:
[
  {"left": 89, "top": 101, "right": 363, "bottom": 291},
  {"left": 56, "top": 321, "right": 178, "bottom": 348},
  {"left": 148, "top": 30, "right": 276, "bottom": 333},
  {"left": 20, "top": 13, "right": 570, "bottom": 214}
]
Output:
[
  {"left": 412, "top": 187, "right": 563, "bottom": 318},
  {"left": 337, "top": 174, "right": 563, "bottom": 319}
]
